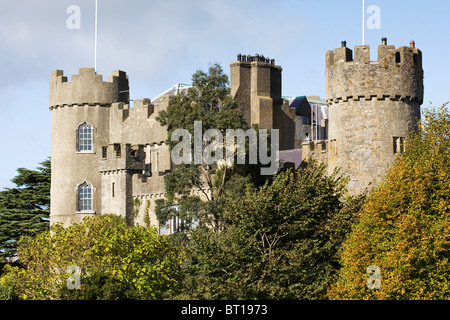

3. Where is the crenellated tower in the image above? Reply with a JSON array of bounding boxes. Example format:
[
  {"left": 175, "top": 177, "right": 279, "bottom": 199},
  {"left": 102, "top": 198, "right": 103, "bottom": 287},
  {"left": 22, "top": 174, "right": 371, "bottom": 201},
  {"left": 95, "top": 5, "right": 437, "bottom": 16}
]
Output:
[
  {"left": 49, "top": 68, "right": 129, "bottom": 226},
  {"left": 49, "top": 68, "right": 172, "bottom": 228},
  {"left": 326, "top": 38, "right": 423, "bottom": 194}
]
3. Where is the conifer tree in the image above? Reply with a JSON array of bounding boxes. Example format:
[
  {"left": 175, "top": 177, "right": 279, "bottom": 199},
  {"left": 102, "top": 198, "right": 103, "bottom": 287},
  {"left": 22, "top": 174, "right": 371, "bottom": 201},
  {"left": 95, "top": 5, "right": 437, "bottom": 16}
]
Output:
[{"left": 0, "top": 159, "right": 50, "bottom": 261}]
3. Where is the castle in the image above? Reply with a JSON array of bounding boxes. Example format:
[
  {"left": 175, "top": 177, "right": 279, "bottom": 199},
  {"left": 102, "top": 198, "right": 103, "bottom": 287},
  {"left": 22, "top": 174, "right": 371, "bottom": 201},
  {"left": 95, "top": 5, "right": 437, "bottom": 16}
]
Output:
[{"left": 49, "top": 38, "right": 424, "bottom": 231}]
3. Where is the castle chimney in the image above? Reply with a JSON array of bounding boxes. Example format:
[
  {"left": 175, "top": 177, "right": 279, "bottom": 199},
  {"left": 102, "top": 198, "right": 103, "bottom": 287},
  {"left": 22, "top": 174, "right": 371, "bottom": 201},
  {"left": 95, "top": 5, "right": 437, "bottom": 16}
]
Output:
[
  {"left": 237, "top": 53, "right": 242, "bottom": 61},
  {"left": 410, "top": 41, "right": 415, "bottom": 49},
  {"left": 382, "top": 37, "right": 387, "bottom": 45},
  {"left": 341, "top": 41, "right": 347, "bottom": 48}
]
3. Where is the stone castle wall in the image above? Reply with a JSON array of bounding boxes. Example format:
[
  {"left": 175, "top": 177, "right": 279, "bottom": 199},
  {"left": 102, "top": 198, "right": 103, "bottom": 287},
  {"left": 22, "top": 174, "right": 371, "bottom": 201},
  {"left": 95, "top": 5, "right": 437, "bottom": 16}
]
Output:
[
  {"left": 325, "top": 39, "right": 423, "bottom": 194},
  {"left": 49, "top": 68, "right": 171, "bottom": 228},
  {"left": 50, "top": 39, "right": 424, "bottom": 227},
  {"left": 49, "top": 68, "right": 130, "bottom": 226}
]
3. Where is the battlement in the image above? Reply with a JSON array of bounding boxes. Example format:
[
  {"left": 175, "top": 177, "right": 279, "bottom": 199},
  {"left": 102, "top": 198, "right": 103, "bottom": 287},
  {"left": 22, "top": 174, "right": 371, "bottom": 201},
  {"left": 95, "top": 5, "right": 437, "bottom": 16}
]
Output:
[
  {"left": 49, "top": 68, "right": 129, "bottom": 109},
  {"left": 326, "top": 39, "right": 423, "bottom": 104},
  {"left": 98, "top": 143, "right": 146, "bottom": 173}
]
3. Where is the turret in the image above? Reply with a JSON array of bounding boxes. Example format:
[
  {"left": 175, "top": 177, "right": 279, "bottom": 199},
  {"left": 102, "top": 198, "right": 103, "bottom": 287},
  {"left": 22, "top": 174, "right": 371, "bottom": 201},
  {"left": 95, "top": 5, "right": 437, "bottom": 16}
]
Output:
[
  {"left": 326, "top": 39, "right": 423, "bottom": 105},
  {"left": 49, "top": 68, "right": 129, "bottom": 109},
  {"left": 49, "top": 68, "right": 129, "bottom": 226},
  {"left": 326, "top": 39, "right": 423, "bottom": 194}
]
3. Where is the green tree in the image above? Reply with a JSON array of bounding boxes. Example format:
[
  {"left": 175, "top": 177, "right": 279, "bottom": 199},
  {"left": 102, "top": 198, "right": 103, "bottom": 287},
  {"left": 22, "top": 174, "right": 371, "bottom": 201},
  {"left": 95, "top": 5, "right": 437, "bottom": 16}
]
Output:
[
  {"left": 176, "top": 163, "right": 366, "bottom": 300},
  {"left": 156, "top": 64, "right": 267, "bottom": 232},
  {"left": 0, "top": 214, "right": 183, "bottom": 300},
  {"left": 0, "top": 159, "right": 50, "bottom": 262},
  {"left": 328, "top": 103, "right": 450, "bottom": 300}
]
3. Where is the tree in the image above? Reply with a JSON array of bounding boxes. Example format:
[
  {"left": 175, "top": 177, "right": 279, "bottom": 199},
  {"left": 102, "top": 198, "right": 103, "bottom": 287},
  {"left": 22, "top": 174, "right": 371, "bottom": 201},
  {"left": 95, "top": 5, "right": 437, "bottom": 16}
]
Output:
[
  {"left": 156, "top": 63, "right": 268, "bottom": 232},
  {"left": 0, "top": 159, "right": 50, "bottom": 262},
  {"left": 328, "top": 103, "right": 450, "bottom": 300},
  {"left": 176, "top": 162, "right": 366, "bottom": 300},
  {"left": 0, "top": 214, "right": 183, "bottom": 300}
]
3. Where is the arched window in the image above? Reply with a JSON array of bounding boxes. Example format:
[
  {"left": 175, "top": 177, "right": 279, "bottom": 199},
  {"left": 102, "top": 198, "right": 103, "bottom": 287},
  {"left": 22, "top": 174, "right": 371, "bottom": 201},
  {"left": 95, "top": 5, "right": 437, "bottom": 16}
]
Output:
[
  {"left": 78, "top": 122, "right": 93, "bottom": 152},
  {"left": 78, "top": 182, "right": 92, "bottom": 211}
]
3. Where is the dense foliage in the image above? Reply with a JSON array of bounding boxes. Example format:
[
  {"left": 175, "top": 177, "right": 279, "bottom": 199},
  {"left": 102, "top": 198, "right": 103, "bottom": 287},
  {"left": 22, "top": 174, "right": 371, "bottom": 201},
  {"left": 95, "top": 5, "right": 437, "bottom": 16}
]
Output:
[
  {"left": 0, "top": 214, "right": 183, "bottom": 300},
  {"left": 176, "top": 163, "right": 366, "bottom": 300},
  {"left": 328, "top": 104, "right": 450, "bottom": 300},
  {"left": 4, "top": 66, "right": 447, "bottom": 301},
  {"left": 156, "top": 64, "right": 268, "bottom": 232}
]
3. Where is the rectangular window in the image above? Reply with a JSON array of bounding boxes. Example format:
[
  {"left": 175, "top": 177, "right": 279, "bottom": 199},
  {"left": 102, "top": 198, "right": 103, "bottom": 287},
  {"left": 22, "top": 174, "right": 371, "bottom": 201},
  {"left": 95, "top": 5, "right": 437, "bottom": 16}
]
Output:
[
  {"left": 78, "top": 123, "right": 93, "bottom": 152},
  {"left": 302, "top": 117, "right": 310, "bottom": 125},
  {"left": 112, "top": 183, "right": 115, "bottom": 198},
  {"left": 102, "top": 146, "right": 107, "bottom": 159},
  {"left": 393, "top": 137, "right": 406, "bottom": 154},
  {"left": 114, "top": 144, "right": 121, "bottom": 158},
  {"left": 144, "top": 163, "right": 152, "bottom": 177},
  {"left": 78, "top": 183, "right": 92, "bottom": 211}
]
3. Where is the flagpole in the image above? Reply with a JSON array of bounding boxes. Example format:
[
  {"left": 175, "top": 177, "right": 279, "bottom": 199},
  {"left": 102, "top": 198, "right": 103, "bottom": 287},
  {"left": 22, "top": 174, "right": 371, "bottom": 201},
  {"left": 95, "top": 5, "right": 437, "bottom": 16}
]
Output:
[
  {"left": 95, "top": 0, "right": 98, "bottom": 73},
  {"left": 362, "top": 0, "right": 365, "bottom": 45}
]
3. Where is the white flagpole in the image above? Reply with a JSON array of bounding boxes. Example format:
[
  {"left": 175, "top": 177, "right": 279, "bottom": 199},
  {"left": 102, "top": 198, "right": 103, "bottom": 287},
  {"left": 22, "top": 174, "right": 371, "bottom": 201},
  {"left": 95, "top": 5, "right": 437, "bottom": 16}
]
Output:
[
  {"left": 362, "top": 0, "right": 365, "bottom": 45},
  {"left": 95, "top": 0, "right": 98, "bottom": 73}
]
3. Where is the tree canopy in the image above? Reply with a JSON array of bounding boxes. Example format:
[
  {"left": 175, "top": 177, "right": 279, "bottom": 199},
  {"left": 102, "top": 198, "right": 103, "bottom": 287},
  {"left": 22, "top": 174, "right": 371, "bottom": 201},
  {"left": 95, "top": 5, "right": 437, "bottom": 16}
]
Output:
[
  {"left": 156, "top": 63, "right": 267, "bottom": 233},
  {"left": 328, "top": 103, "right": 450, "bottom": 300},
  {"left": 0, "top": 214, "right": 183, "bottom": 300},
  {"left": 0, "top": 159, "right": 50, "bottom": 262},
  {"left": 175, "top": 163, "right": 366, "bottom": 300}
]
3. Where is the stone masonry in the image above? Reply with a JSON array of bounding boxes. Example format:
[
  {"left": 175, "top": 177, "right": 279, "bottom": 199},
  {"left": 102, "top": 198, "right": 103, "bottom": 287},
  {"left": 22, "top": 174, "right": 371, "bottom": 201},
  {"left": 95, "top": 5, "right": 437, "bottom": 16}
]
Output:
[
  {"left": 49, "top": 38, "right": 424, "bottom": 229},
  {"left": 325, "top": 38, "right": 423, "bottom": 194}
]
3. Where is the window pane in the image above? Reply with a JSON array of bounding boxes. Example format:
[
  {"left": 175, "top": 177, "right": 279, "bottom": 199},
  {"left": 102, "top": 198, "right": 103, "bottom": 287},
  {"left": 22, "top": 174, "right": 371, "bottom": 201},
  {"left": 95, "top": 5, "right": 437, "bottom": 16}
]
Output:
[
  {"left": 78, "top": 183, "right": 92, "bottom": 211},
  {"left": 78, "top": 123, "right": 93, "bottom": 151}
]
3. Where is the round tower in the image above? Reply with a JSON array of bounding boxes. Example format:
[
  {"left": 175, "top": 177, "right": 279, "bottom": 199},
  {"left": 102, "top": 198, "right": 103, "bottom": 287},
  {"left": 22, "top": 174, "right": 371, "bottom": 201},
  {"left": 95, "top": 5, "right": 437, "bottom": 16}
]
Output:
[
  {"left": 49, "top": 68, "right": 129, "bottom": 226},
  {"left": 326, "top": 39, "right": 423, "bottom": 194}
]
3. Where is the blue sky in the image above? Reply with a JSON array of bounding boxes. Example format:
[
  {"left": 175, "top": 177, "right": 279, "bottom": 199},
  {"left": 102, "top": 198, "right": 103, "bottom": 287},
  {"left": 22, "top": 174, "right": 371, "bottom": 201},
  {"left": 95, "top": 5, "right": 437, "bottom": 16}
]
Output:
[{"left": 0, "top": 0, "right": 449, "bottom": 189}]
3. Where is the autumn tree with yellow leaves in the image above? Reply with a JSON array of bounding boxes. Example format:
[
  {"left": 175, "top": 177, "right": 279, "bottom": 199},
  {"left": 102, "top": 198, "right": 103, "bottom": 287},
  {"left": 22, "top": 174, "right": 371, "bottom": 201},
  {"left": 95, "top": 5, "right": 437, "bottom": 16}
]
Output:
[{"left": 328, "top": 103, "right": 450, "bottom": 300}]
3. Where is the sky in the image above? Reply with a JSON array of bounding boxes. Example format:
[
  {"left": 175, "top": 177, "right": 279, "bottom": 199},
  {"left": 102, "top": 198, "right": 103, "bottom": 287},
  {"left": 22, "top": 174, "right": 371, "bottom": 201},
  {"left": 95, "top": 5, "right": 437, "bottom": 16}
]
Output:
[{"left": 0, "top": 0, "right": 449, "bottom": 190}]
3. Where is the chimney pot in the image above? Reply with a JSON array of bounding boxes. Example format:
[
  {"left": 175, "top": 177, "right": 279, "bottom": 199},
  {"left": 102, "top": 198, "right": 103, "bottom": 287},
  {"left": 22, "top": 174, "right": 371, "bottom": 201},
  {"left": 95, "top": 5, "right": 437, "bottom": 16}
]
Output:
[
  {"left": 410, "top": 41, "right": 415, "bottom": 49},
  {"left": 382, "top": 37, "right": 387, "bottom": 45},
  {"left": 341, "top": 41, "right": 347, "bottom": 48}
]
